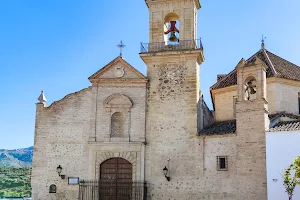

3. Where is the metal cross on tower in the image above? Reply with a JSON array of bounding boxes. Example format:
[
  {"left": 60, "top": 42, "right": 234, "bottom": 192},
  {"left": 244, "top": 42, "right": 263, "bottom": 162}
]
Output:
[
  {"left": 261, "top": 34, "right": 267, "bottom": 49},
  {"left": 117, "top": 40, "right": 126, "bottom": 57}
]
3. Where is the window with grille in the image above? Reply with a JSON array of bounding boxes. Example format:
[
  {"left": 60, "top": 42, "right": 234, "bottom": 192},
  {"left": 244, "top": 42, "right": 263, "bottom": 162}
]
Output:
[{"left": 217, "top": 156, "right": 228, "bottom": 171}]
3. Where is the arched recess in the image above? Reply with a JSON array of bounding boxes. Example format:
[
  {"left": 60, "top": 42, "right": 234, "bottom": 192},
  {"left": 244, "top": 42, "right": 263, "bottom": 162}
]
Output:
[
  {"left": 111, "top": 112, "right": 125, "bottom": 137},
  {"left": 164, "top": 12, "right": 180, "bottom": 45},
  {"left": 95, "top": 152, "right": 137, "bottom": 181},
  {"left": 244, "top": 76, "right": 257, "bottom": 101},
  {"left": 104, "top": 93, "right": 132, "bottom": 111},
  {"left": 104, "top": 94, "right": 133, "bottom": 139}
]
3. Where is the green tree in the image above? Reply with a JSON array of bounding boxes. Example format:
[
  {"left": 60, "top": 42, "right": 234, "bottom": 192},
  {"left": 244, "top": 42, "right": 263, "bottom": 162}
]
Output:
[
  {"left": 0, "top": 167, "right": 31, "bottom": 197},
  {"left": 294, "top": 156, "right": 300, "bottom": 179},
  {"left": 284, "top": 164, "right": 297, "bottom": 200},
  {"left": 284, "top": 156, "right": 300, "bottom": 200}
]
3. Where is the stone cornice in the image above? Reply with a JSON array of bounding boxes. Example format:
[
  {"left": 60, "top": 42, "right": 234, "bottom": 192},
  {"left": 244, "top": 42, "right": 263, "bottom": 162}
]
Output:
[
  {"left": 198, "top": 133, "right": 237, "bottom": 139},
  {"left": 140, "top": 49, "right": 204, "bottom": 64},
  {"left": 88, "top": 141, "right": 145, "bottom": 146},
  {"left": 211, "top": 85, "right": 237, "bottom": 95},
  {"left": 210, "top": 85, "right": 237, "bottom": 111},
  {"left": 211, "top": 77, "right": 300, "bottom": 95},
  {"left": 90, "top": 79, "right": 148, "bottom": 86},
  {"left": 210, "top": 77, "right": 300, "bottom": 110},
  {"left": 145, "top": 0, "right": 201, "bottom": 9},
  {"left": 267, "top": 77, "right": 300, "bottom": 87}
]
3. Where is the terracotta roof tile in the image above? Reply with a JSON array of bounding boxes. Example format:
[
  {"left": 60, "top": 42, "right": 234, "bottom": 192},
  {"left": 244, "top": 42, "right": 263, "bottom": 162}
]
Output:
[
  {"left": 199, "top": 112, "right": 300, "bottom": 135},
  {"left": 266, "top": 50, "right": 300, "bottom": 81},
  {"left": 269, "top": 112, "right": 300, "bottom": 121},
  {"left": 198, "top": 120, "right": 236, "bottom": 135},
  {"left": 269, "top": 120, "right": 300, "bottom": 132}
]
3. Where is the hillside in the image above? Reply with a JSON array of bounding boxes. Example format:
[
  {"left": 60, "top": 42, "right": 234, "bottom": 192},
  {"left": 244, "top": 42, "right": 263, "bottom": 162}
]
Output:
[
  {"left": 0, "top": 167, "right": 31, "bottom": 198},
  {"left": 0, "top": 147, "right": 33, "bottom": 168}
]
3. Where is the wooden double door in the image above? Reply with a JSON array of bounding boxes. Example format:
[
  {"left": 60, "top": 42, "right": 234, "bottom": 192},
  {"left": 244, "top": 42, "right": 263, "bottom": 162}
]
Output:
[{"left": 99, "top": 158, "right": 132, "bottom": 200}]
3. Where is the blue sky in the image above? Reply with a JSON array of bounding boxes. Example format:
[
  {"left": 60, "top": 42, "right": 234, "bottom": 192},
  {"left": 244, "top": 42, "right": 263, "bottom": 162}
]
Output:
[{"left": 0, "top": 0, "right": 299, "bottom": 149}]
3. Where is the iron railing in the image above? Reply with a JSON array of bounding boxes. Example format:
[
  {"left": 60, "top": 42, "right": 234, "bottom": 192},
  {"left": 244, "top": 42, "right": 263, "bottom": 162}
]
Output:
[
  {"left": 79, "top": 180, "right": 147, "bottom": 200},
  {"left": 140, "top": 38, "right": 203, "bottom": 53}
]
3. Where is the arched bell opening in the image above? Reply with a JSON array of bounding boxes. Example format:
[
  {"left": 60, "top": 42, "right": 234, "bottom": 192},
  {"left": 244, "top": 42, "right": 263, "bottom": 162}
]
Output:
[
  {"left": 244, "top": 76, "right": 257, "bottom": 101},
  {"left": 164, "top": 12, "right": 180, "bottom": 45}
]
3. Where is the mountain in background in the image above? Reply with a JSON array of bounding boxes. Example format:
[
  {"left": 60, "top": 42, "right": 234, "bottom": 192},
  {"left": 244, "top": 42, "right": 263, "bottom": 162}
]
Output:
[{"left": 0, "top": 146, "right": 33, "bottom": 168}]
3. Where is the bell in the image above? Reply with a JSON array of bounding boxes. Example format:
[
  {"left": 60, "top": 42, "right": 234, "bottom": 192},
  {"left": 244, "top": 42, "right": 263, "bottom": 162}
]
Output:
[
  {"left": 247, "top": 80, "right": 256, "bottom": 94},
  {"left": 169, "top": 31, "right": 178, "bottom": 42},
  {"left": 250, "top": 87, "right": 256, "bottom": 94}
]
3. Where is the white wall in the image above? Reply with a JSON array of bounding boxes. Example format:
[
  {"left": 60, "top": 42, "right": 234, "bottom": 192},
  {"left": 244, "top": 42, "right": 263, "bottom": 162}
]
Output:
[{"left": 266, "top": 131, "right": 300, "bottom": 200}]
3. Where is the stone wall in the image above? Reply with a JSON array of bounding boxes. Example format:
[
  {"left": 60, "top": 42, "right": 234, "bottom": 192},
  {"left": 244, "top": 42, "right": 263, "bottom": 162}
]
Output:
[
  {"left": 141, "top": 50, "right": 242, "bottom": 199},
  {"left": 213, "top": 78, "right": 300, "bottom": 122},
  {"left": 267, "top": 80, "right": 300, "bottom": 114},
  {"left": 234, "top": 58, "right": 268, "bottom": 200},
  {"left": 32, "top": 75, "right": 147, "bottom": 199},
  {"left": 32, "top": 88, "right": 93, "bottom": 200},
  {"left": 148, "top": 0, "right": 197, "bottom": 43},
  {"left": 235, "top": 100, "right": 268, "bottom": 199},
  {"left": 213, "top": 88, "right": 237, "bottom": 121},
  {"left": 198, "top": 94, "right": 214, "bottom": 131}
]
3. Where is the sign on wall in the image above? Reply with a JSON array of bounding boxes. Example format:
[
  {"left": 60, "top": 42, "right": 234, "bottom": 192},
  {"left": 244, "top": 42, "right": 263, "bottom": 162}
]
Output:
[{"left": 68, "top": 177, "right": 79, "bottom": 185}]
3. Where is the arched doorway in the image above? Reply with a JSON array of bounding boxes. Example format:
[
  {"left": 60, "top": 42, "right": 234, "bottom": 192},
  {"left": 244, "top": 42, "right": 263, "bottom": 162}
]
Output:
[{"left": 99, "top": 158, "right": 132, "bottom": 199}]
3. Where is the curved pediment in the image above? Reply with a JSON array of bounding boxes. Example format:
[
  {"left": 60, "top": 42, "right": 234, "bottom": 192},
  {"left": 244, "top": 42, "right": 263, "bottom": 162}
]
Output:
[{"left": 104, "top": 93, "right": 133, "bottom": 108}]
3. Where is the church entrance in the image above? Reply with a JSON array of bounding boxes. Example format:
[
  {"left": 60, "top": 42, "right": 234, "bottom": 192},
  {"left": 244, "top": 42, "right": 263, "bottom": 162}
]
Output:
[
  {"left": 99, "top": 158, "right": 132, "bottom": 200},
  {"left": 100, "top": 157, "right": 132, "bottom": 182},
  {"left": 79, "top": 157, "right": 147, "bottom": 200}
]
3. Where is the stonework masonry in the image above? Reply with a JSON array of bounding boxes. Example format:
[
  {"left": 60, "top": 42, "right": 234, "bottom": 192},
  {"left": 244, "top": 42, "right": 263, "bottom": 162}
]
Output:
[
  {"left": 30, "top": 0, "right": 285, "bottom": 199},
  {"left": 148, "top": 0, "right": 198, "bottom": 43},
  {"left": 234, "top": 57, "right": 269, "bottom": 199},
  {"left": 32, "top": 58, "right": 148, "bottom": 199},
  {"left": 141, "top": 51, "right": 205, "bottom": 199}
]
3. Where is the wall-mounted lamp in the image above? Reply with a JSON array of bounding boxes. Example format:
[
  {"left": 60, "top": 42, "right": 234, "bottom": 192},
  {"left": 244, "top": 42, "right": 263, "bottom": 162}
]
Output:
[
  {"left": 163, "top": 159, "right": 170, "bottom": 181},
  {"left": 56, "top": 165, "right": 65, "bottom": 179}
]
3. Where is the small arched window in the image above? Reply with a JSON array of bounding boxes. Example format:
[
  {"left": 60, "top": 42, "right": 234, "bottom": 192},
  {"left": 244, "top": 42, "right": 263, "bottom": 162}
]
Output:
[
  {"left": 111, "top": 112, "right": 125, "bottom": 137},
  {"left": 49, "top": 184, "right": 56, "bottom": 193}
]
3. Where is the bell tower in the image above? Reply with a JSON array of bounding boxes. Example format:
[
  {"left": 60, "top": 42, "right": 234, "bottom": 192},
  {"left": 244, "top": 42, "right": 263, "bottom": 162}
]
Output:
[
  {"left": 140, "top": 0, "right": 204, "bottom": 199},
  {"left": 235, "top": 56, "right": 269, "bottom": 199},
  {"left": 146, "top": 0, "right": 200, "bottom": 43}
]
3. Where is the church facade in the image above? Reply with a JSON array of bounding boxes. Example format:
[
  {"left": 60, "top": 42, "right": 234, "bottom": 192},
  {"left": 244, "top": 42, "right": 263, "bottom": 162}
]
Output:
[{"left": 31, "top": 0, "right": 300, "bottom": 200}]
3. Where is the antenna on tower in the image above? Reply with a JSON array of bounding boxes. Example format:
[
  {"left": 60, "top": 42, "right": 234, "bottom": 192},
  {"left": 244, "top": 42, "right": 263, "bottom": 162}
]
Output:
[{"left": 261, "top": 34, "right": 266, "bottom": 49}]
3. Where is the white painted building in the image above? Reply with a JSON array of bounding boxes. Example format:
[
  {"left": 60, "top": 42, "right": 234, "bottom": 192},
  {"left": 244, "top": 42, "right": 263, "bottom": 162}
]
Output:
[{"left": 267, "top": 129, "right": 300, "bottom": 200}]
